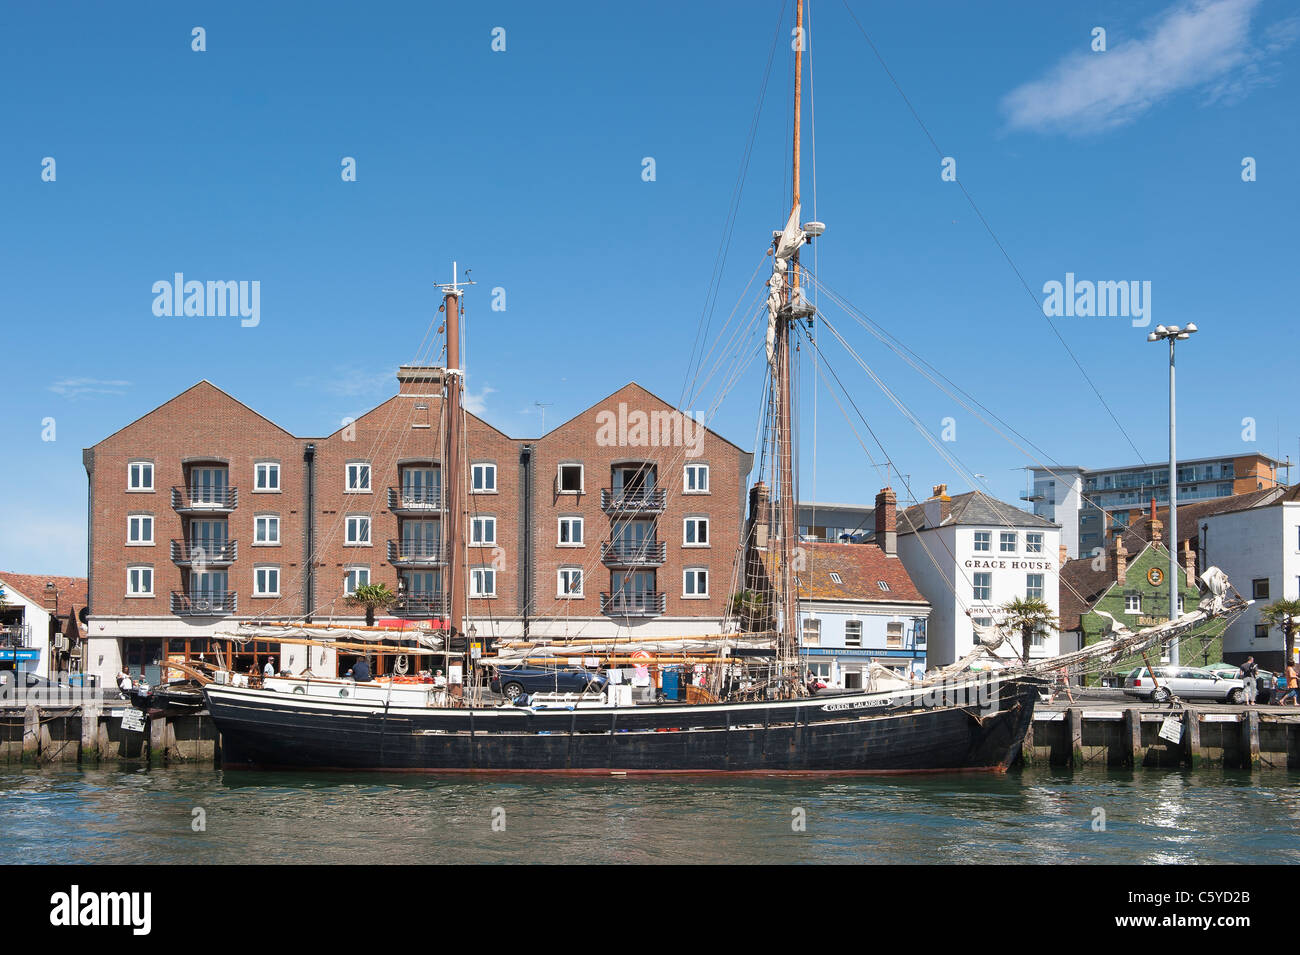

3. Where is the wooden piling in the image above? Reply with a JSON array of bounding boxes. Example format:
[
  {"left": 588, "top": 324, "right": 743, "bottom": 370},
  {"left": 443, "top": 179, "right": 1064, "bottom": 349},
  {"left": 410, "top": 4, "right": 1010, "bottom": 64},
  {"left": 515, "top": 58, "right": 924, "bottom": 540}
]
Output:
[
  {"left": 80, "top": 702, "right": 100, "bottom": 763},
  {"left": 1183, "top": 706, "right": 1201, "bottom": 769},
  {"left": 148, "top": 715, "right": 165, "bottom": 766},
  {"left": 1068, "top": 707, "right": 1083, "bottom": 768},
  {"left": 1123, "top": 708, "right": 1141, "bottom": 768},
  {"left": 1242, "top": 709, "right": 1261, "bottom": 771},
  {"left": 1021, "top": 719, "right": 1035, "bottom": 766},
  {"left": 22, "top": 705, "right": 40, "bottom": 762}
]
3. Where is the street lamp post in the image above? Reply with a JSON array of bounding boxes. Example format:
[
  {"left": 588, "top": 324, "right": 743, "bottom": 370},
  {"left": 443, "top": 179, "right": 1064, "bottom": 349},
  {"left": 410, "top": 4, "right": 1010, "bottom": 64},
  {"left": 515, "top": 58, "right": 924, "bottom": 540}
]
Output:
[{"left": 1147, "top": 323, "right": 1197, "bottom": 664}]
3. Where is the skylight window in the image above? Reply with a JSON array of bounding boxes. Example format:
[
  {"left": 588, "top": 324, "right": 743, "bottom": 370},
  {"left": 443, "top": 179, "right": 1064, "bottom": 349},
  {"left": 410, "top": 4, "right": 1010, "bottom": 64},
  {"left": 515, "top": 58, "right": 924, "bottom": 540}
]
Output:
[
  {"left": 878, "top": 580, "right": 891, "bottom": 592},
  {"left": 829, "top": 572, "right": 842, "bottom": 584}
]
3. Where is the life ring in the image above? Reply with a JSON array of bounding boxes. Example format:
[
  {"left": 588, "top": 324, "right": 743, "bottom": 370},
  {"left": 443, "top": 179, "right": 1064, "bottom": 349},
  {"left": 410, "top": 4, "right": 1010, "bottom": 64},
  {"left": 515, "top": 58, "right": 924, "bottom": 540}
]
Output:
[{"left": 339, "top": 688, "right": 349, "bottom": 698}]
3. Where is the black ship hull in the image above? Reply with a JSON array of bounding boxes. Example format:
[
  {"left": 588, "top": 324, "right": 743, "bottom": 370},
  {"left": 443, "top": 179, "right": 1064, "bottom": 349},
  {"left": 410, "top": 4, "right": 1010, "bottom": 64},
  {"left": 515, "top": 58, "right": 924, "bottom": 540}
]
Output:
[{"left": 204, "top": 675, "right": 1042, "bottom": 774}]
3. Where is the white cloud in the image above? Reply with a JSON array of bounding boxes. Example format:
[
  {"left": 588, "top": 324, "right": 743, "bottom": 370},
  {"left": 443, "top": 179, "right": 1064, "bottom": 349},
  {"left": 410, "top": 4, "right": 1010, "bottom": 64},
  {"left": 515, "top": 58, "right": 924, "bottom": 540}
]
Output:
[
  {"left": 48, "top": 378, "right": 131, "bottom": 398},
  {"left": 463, "top": 386, "right": 495, "bottom": 416},
  {"left": 1001, "top": 0, "right": 1295, "bottom": 134}
]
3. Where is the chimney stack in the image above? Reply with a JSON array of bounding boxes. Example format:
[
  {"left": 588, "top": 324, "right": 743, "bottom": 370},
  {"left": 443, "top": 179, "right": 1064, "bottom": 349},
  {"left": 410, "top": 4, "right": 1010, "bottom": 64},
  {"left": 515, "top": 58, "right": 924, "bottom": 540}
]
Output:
[
  {"left": 1181, "top": 539, "right": 1196, "bottom": 587},
  {"left": 874, "top": 487, "right": 897, "bottom": 556},
  {"left": 1059, "top": 544, "right": 1069, "bottom": 566},
  {"left": 1115, "top": 537, "right": 1128, "bottom": 585},
  {"left": 931, "top": 483, "right": 949, "bottom": 500}
]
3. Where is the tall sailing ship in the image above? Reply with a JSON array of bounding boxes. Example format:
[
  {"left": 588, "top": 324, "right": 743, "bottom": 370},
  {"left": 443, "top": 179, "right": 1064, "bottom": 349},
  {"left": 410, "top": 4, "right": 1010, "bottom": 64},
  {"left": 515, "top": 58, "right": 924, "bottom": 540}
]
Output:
[{"left": 201, "top": 0, "right": 1247, "bottom": 774}]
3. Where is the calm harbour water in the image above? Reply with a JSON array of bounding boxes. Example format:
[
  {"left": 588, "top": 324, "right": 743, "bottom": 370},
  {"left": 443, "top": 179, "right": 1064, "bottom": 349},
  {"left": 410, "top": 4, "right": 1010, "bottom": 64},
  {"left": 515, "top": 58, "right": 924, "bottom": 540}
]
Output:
[{"left": 3, "top": 766, "right": 1298, "bottom": 864}]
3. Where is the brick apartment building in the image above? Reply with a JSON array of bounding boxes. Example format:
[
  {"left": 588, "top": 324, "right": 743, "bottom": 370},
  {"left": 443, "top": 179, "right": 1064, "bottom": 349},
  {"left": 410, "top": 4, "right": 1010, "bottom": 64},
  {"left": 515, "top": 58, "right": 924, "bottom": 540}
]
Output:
[{"left": 82, "top": 369, "right": 752, "bottom": 683}]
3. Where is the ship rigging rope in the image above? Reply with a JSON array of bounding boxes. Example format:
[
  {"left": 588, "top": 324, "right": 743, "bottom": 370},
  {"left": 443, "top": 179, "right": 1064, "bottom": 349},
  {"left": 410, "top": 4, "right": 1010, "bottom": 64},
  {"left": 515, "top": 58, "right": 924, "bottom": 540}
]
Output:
[
  {"left": 837, "top": 0, "right": 1148, "bottom": 466},
  {"left": 680, "top": 0, "right": 789, "bottom": 411},
  {"left": 528, "top": 298, "right": 769, "bottom": 641},
  {"left": 802, "top": 268, "right": 1172, "bottom": 582},
  {"left": 804, "top": 309, "right": 1100, "bottom": 615},
  {"left": 248, "top": 302, "right": 446, "bottom": 626}
]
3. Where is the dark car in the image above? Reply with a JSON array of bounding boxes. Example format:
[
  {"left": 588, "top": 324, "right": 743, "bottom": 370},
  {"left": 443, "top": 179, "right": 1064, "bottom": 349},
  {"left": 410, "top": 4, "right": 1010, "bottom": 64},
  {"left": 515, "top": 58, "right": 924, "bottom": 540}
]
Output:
[{"left": 490, "top": 666, "right": 607, "bottom": 700}]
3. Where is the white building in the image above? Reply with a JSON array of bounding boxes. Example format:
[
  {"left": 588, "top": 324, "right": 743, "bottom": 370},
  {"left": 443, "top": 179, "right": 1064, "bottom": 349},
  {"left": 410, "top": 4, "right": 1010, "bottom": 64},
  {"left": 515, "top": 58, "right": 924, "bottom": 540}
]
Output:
[
  {"left": 895, "top": 486, "right": 1062, "bottom": 667},
  {"left": 0, "top": 573, "right": 87, "bottom": 680},
  {"left": 1201, "top": 485, "right": 1300, "bottom": 670}
]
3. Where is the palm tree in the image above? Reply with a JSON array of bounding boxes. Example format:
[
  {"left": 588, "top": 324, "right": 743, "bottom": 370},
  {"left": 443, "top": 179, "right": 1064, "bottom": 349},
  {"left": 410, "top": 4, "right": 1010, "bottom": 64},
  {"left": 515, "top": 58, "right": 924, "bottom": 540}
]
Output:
[
  {"left": 346, "top": 583, "right": 396, "bottom": 626},
  {"left": 999, "top": 597, "right": 1059, "bottom": 664},
  {"left": 1261, "top": 599, "right": 1300, "bottom": 667}
]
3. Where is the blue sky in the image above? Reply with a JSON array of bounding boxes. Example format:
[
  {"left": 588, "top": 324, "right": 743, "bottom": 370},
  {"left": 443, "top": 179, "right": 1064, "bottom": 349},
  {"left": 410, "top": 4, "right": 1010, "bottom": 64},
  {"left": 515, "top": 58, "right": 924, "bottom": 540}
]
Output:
[{"left": 1, "top": 0, "right": 1297, "bottom": 575}]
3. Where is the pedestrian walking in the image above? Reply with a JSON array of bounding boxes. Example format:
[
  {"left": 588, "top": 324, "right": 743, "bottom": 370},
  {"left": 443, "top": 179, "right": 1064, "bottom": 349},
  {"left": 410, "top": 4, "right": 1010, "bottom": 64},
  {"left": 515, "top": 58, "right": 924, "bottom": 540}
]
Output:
[
  {"left": 1281, "top": 663, "right": 1299, "bottom": 706},
  {"left": 1238, "top": 656, "right": 1258, "bottom": 705}
]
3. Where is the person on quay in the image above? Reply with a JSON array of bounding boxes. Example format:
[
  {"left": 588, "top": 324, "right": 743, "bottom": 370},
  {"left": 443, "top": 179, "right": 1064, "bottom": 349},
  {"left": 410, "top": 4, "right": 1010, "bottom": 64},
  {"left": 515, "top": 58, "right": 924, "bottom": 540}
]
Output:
[
  {"left": 1281, "top": 663, "right": 1299, "bottom": 706},
  {"left": 1238, "top": 656, "right": 1258, "bottom": 705}
]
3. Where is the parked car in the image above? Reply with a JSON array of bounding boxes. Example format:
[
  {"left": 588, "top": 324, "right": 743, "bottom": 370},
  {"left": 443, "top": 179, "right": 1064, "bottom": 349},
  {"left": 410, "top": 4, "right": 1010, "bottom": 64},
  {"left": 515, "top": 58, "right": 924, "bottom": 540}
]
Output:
[
  {"left": 490, "top": 665, "right": 608, "bottom": 700},
  {"left": 1204, "top": 663, "right": 1275, "bottom": 703},
  {"left": 1122, "top": 665, "right": 1246, "bottom": 703}
]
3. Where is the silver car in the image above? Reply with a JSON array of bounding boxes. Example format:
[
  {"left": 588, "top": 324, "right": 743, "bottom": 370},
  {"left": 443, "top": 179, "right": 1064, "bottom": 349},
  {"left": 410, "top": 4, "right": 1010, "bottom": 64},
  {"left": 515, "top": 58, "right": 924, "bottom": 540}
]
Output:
[{"left": 1122, "top": 666, "right": 1246, "bottom": 704}]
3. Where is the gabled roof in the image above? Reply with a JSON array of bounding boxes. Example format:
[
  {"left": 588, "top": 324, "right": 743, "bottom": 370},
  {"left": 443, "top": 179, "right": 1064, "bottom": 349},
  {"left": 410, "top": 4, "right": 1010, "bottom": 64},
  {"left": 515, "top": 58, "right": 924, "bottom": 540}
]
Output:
[
  {"left": 89, "top": 380, "right": 296, "bottom": 448},
  {"left": 1057, "top": 532, "right": 1172, "bottom": 633},
  {"left": 898, "top": 490, "right": 1057, "bottom": 534},
  {"left": 0, "top": 574, "right": 88, "bottom": 632},
  {"left": 1121, "top": 487, "right": 1284, "bottom": 547},
  {"left": 760, "top": 542, "right": 928, "bottom": 605},
  {"left": 543, "top": 381, "right": 748, "bottom": 452}
]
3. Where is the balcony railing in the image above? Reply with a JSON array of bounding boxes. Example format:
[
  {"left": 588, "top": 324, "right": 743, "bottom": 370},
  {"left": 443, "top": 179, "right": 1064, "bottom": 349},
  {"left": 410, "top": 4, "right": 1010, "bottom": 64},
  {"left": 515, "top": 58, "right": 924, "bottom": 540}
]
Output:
[
  {"left": 170, "top": 539, "right": 237, "bottom": 565},
  {"left": 387, "top": 540, "right": 446, "bottom": 565},
  {"left": 600, "top": 488, "right": 667, "bottom": 514},
  {"left": 600, "top": 540, "right": 667, "bottom": 567},
  {"left": 390, "top": 593, "right": 448, "bottom": 618},
  {"left": 388, "top": 486, "right": 443, "bottom": 512},
  {"left": 0, "top": 624, "right": 32, "bottom": 649},
  {"left": 170, "top": 592, "right": 237, "bottom": 616},
  {"left": 600, "top": 592, "right": 666, "bottom": 617},
  {"left": 171, "top": 486, "right": 238, "bottom": 512}
]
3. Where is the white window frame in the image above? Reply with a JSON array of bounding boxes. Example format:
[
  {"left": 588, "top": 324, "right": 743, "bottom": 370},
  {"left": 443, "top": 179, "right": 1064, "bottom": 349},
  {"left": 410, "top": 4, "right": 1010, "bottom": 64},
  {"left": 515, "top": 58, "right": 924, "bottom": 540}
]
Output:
[
  {"left": 683, "top": 516, "right": 710, "bottom": 547},
  {"left": 127, "top": 514, "right": 154, "bottom": 546},
  {"left": 471, "top": 462, "right": 497, "bottom": 494},
  {"left": 973, "top": 572, "right": 991, "bottom": 602},
  {"left": 254, "top": 514, "right": 281, "bottom": 546},
  {"left": 1026, "top": 573, "right": 1044, "bottom": 600},
  {"left": 1125, "top": 594, "right": 1141, "bottom": 614},
  {"left": 558, "top": 516, "right": 584, "bottom": 547},
  {"left": 127, "top": 461, "right": 155, "bottom": 492},
  {"left": 829, "top": 572, "right": 843, "bottom": 584},
  {"left": 344, "top": 566, "right": 370, "bottom": 596},
  {"left": 999, "top": 532, "right": 1017, "bottom": 553},
  {"left": 845, "top": 620, "right": 863, "bottom": 648},
  {"left": 802, "top": 616, "right": 821, "bottom": 647},
  {"left": 470, "top": 567, "right": 497, "bottom": 598},
  {"left": 886, "top": 621, "right": 904, "bottom": 648},
  {"left": 557, "top": 463, "right": 584, "bottom": 494},
  {"left": 254, "top": 461, "right": 281, "bottom": 493},
  {"left": 470, "top": 515, "right": 497, "bottom": 546},
  {"left": 345, "top": 515, "right": 372, "bottom": 546},
  {"left": 126, "top": 566, "right": 154, "bottom": 597},
  {"left": 683, "top": 567, "right": 709, "bottom": 598},
  {"left": 973, "top": 531, "right": 991, "bottom": 552},
  {"left": 683, "top": 464, "right": 710, "bottom": 494},
  {"left": 345, "top": 461, "right": 372, "bottom": 493},
  {"left": 557, "top": 567, "right": 583, "bottom": 598},
  {"left": 1026, "top": 532, "right": 1044, "bottom": 554},
  {"left": 253, "top": 565, "right": 281, "bottom": 598}
]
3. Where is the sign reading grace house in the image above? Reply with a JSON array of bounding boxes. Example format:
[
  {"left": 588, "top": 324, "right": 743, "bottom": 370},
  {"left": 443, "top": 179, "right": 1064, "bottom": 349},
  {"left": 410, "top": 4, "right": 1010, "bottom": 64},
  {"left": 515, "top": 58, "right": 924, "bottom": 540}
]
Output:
[{"left": 962, "top": 559, "right": 1055, "bottom": 571}]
